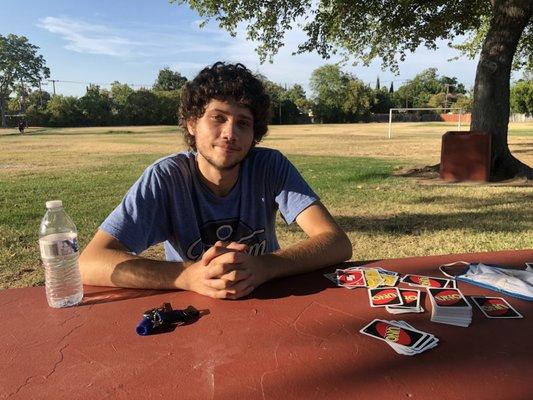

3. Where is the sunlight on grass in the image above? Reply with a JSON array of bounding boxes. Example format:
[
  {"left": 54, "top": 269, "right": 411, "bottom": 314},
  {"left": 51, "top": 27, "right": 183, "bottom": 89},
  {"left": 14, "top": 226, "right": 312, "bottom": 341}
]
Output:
[{"left": 0, "top": 123, "right": 531, "bottom": 288}]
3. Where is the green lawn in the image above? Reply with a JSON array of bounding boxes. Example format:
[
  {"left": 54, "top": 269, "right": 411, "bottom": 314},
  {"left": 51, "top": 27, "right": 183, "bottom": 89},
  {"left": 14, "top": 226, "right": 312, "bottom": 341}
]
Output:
[{"left": 1, "top": 124, "right": 532, "bottom": 289}]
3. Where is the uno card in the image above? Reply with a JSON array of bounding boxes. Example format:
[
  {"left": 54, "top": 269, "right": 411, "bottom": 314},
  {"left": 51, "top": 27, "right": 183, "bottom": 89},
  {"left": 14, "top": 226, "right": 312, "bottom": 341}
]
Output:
[
  {"left": 368, "top": 287, "right": 403, "bottom": 307},
  {"left": 323, "top": 272, "right": 338, "bottom": 285},
  {"left": 364, "top": 268, "right": 384, "bottom": 288},
  {"left": 336, "top": 268, "right": 366, "bottom": 288},
  {"left": 359, "top": 319, "right": 427, "bottom": 350},
  {"left": 428, "top": 288, "right": 471, "bottom": 308},
  {"left": 471, "top": 296, "right": 523, "bottom": 319},
  {"left": 377, "top": 269, "right": 399, "bottom": 287},
  {"left": 444, "top": 280, "right": 457, "bottom": 289},
  {"left": 389, "top": 289, "right": 421, "bottom": 310},
  {"left": 401, "top": 274, "right": 450, "bottom": 288}
]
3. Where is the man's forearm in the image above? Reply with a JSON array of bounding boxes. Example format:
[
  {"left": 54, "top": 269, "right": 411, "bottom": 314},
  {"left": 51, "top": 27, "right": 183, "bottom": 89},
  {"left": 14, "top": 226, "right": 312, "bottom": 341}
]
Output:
[
  {"left": 260, "top": 231, "right": 352, "bottom": 281},
  {"left": 79, "top": 247, "right": 190, "bottom": 290}
]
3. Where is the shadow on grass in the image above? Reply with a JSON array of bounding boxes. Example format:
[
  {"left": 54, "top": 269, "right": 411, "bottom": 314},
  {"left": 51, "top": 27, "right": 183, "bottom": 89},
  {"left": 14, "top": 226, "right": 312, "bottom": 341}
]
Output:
[
  {"left": 335, "top": 207, "right": 531, "bottom": 235},
  {"left": 410, "top": 192, "right": 533, "bottom": 210}
]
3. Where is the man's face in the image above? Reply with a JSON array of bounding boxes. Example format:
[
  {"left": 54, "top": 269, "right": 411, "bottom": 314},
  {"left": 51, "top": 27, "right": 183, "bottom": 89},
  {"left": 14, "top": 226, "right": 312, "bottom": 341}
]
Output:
[{"left": 188, "top": 99, "right": 254, "bottom": 171}]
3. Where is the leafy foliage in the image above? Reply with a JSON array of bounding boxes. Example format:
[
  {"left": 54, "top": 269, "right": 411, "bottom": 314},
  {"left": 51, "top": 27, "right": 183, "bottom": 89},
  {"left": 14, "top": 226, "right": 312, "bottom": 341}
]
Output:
[{"left": 0, "top": 34, "right": 50, "bottom": 126}]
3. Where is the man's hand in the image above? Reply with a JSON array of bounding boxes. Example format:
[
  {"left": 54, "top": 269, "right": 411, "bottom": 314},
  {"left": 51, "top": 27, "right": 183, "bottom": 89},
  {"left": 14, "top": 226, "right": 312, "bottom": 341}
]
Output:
[{"left": 183, "top": 241, "right": 270, "bottom": 300}]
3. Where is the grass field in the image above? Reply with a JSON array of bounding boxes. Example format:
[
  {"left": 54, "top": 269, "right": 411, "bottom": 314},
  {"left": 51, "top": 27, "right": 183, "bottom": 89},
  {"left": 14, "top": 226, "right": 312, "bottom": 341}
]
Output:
[{"left": 1, "top": 122, "right": 532, "bottom": 289}]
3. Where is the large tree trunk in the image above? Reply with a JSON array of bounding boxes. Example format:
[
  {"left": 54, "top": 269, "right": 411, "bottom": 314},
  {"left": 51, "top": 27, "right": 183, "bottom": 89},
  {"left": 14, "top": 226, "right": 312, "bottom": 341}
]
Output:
[
  {"left": 0, "top": 97, "right": 6, "bottom": 128},
  {"left": 470, "top": 0, "right": 533, "bottom": 180}
]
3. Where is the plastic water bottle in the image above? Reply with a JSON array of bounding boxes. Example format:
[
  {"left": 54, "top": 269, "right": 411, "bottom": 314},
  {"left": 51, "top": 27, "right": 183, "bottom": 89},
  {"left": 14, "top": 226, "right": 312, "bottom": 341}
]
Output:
[{"left": 39, "top": 200, "right": 84, "bottom": 308}]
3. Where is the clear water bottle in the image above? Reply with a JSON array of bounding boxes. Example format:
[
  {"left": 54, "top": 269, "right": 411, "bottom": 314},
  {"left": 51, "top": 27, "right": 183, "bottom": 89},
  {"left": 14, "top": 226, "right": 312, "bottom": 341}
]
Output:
[{"left": 39, "top": 200, "right": 84, "bottom": 308}]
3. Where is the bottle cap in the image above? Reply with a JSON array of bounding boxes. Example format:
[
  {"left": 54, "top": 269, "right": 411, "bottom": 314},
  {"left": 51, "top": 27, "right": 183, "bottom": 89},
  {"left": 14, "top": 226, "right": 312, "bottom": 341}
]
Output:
[{"left": 45, "top": 200, "right": 63, "bottom": 209}]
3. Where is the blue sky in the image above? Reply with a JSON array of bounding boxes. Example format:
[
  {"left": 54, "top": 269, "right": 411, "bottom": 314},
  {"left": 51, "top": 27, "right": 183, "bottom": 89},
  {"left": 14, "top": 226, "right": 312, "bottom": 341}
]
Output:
[{"left": 2, "top": 0, "right": 489, "bottom": 97}]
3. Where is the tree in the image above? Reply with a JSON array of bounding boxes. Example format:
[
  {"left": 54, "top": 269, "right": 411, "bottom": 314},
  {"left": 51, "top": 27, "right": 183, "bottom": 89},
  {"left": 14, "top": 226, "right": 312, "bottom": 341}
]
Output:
[
  {"left": 510, "top": 80, "right": 533, "bottom": 114},
  {"left": 0, "top": 34, "right": 50, "bottom": 127},
  {"left": 123, "top": 89, "right": 159, "bottom": 125},
  {"left": 79, "top": 85, "right": 113, "bottom": 125},
  {"left": 110, "top": 81, "right": 134, "bottom": 124},
  {"left": 153, "top": 67, "right": 187, "bottom": 91},
  {"left": 310, "top": 65, "right": 349, "bottom": 123},
  {"left": 155, "top": 90, "right": 182, "bottom": 125},
  {"left": 46, "top": 95, "right": 84, "bottom": 127},
  {"left": 174, "top": 0, "right": 533, "bottom": 179}
]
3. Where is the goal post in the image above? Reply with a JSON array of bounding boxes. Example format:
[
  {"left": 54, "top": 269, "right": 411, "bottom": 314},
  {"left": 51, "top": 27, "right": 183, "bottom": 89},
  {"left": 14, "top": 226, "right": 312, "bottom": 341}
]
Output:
[{"left": 387, "top": 107, "right": 465, "bottom": 139}]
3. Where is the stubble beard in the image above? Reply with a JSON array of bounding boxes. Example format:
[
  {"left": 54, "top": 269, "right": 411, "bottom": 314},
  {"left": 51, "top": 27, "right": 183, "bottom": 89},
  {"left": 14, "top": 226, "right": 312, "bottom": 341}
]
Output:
[{"left": 198, "top": 148, "right": 247, "bottom": 172}]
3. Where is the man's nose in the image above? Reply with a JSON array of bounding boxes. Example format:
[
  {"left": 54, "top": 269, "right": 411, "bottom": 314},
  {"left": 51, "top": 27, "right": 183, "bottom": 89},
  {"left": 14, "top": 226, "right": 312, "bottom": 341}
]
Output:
[{"left": 221, "top": 121, "right": 238, "bottom": 142}]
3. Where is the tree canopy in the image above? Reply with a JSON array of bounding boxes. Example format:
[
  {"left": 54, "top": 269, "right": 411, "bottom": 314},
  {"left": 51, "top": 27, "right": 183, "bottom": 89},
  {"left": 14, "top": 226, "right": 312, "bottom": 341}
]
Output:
[
  {"left": 174, "top": 0, "right": 533, "bottom": 179},
  {"left": 0, "top": 34, "right": 50, "bottom": 127},
  {"left": 153, "top": 67, "right": 187, "bottom": 91}
]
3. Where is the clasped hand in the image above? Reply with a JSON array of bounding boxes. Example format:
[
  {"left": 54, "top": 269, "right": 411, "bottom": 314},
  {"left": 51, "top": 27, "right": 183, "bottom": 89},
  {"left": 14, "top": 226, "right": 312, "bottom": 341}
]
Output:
[{"left": 185, "top": 241, "right": 270, "bottom": 299}]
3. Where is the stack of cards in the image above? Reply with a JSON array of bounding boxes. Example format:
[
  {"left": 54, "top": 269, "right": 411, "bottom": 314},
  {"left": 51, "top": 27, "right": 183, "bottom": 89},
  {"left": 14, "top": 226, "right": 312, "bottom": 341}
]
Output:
[
  {"left": 471, "top": 296, "right": 523, "bottom": 319},
  {"left": 401, "top": 274, "right": 455, "bottom": 289},
  {"left": 386, "top": 288, "right": 424, "bottom": 314},
  {"left": 427, "top": 288, "right": 472, "bottom": 327},
  {"left": 360, "top": 319, "right": 438, "bottom": 355}
]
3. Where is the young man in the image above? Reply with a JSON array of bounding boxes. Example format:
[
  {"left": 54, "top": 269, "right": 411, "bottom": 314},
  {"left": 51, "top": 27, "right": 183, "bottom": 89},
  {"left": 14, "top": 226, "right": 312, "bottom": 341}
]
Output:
[{"left": 80, "top": 62, "right": 352, "bottom": 299}]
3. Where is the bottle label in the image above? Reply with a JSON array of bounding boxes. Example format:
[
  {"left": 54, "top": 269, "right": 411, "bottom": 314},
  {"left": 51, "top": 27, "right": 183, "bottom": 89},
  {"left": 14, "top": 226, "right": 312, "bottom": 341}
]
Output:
[{"left": 39, "top": 238, "right": 79, "bottom": 258}]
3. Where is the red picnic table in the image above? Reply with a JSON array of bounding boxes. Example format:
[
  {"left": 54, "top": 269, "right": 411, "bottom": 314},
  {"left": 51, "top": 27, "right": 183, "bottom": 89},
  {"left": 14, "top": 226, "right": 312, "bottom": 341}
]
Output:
[{"left": 1, "top": 249, "right": 532, "bottom": 400}]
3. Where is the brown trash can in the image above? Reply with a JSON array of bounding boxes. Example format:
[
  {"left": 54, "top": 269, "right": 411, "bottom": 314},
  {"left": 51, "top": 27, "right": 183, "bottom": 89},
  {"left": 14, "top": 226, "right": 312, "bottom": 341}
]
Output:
[{"left": 440, "top": 131, "right": 491, "bottom": 182}]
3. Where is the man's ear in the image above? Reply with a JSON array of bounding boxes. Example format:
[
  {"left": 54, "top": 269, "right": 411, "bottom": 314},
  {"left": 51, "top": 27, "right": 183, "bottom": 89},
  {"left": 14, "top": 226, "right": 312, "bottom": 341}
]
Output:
[{"left": 187, "top": 119, "right": 196, "bottom": 136}]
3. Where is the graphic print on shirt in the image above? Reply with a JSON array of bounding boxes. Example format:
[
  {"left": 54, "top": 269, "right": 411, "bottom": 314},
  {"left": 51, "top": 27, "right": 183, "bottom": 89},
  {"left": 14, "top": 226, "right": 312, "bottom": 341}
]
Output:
[{"left": 186, "top": 218, "right": 267, "bottom": 260}]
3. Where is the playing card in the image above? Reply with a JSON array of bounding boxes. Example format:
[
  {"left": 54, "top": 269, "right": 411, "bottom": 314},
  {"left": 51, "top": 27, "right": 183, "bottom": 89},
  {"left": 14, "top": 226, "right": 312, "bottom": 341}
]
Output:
[
  {"left": 470, "top": 296, "right": 523, "bottom": 319},
  {"left": 360, "top": 319, "right": 438, "bottom": 355},
  {"left": 364, "top": 268, "right": 384, "bottom": 288},
  {"left": 444, "top": 280, "right": 457, "bottom": 289},
  {"left": 368, "top": 287, "right": 403, "bottom": 307},
  {"left": 360, "top": 319, "right": 427, "bottom": 350},
  {"left": 323, "top": 272, "right": 338, "bottom": 285},
  {"left": 401, "top": 274, "right": 450, "bottom": 288},
  {"left": 336, "top": 268, "right": 366, "bottom": 288},
  {"left": 428, "top": 288, "right": 471, "bottom": 309},
  {"left": 386, "top": 289, "right": 422, "bottom": 313},
  {"left": 378, "top": 270, "right": 399, "bottom": 287}
]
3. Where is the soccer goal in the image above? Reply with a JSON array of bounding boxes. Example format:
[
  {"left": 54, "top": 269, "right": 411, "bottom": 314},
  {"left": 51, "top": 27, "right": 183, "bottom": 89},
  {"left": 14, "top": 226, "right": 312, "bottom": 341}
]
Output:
[{"left": 387, "top": 107, "right": 465, "bottom": 139}]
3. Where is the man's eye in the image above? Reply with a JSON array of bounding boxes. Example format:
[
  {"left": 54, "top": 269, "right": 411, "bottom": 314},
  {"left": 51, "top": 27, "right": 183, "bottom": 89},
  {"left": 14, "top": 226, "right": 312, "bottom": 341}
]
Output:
[
  {"left": 238, "top": 120, "right": 251, "bottom": 127},
  {"left": 213, "top": 115, "right": 225, "bottom": 122}
]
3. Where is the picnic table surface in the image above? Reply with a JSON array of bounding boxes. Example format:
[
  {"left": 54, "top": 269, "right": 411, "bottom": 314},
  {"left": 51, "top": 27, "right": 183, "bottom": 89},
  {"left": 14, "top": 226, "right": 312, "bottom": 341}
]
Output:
[{"left": 1, "top": 249, "right": 532, "bottom": 400}]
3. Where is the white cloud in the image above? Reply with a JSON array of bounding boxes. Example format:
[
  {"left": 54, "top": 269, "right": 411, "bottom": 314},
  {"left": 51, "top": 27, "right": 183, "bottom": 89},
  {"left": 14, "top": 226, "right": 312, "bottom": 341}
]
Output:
[{"left": 38, "top": 16, "right": 141, "bottom": 57}]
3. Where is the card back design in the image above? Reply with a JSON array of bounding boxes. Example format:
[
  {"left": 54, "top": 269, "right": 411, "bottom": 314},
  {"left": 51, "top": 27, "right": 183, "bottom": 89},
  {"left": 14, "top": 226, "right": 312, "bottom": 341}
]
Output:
[
  {"left": 471, "top": 296, "right": 523, "bottom": 318},
  {"left": 369, "top": 287, "right": 403, "bottom": 307},
  {"left": 360, "top": 320, "right": 426, "bottom": 349},
  {"left": 402, "top": 274, "right": 449, "bottom": 288},
  {"left": 429, "top": 288, "right": 470, "bottom": 308}
]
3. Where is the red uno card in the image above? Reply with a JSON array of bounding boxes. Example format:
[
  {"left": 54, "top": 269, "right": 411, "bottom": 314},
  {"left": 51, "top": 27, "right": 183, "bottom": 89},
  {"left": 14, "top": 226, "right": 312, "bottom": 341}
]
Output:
[
  {"left": 471, "top": 296, "right": 523, "bottom": 318},
  {"left": 337, "top": 269, "right": 366, "bottom": 287},
  {"left": 428, "top": 288, "right": 470, "bottom": 308},
  {"left": 368, "top": 287, "right": 403, "bottom": 307},
  {"left": 401, "top": 274, "right": 450, "bottom": 288},
  {"left": 389, "top": 289, "right": 421, "bottom": 310},
  {"left": 360, "top": 319, "right": 427, "bottom": 349}
]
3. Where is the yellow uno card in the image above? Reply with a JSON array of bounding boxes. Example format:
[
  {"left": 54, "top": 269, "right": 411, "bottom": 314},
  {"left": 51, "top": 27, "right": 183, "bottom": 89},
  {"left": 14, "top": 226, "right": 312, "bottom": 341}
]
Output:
[
  {"left": 381, "top": 274, "right": 399, "bottom": 287},
  {"left": 363, "top": 268, "right": 384, "bottom": 288}
]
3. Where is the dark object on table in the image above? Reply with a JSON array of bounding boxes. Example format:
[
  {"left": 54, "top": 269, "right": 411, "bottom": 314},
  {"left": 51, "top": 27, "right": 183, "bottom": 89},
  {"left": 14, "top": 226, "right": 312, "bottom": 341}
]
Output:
[{"left": 136, "top": 303, "right": 200, "bottom": 336}]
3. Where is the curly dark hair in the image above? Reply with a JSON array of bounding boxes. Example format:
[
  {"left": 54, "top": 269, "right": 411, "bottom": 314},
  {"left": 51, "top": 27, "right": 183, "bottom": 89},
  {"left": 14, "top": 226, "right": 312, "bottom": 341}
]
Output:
[{"left": 179, "top": 62, "right": 270, "bottom": 151}]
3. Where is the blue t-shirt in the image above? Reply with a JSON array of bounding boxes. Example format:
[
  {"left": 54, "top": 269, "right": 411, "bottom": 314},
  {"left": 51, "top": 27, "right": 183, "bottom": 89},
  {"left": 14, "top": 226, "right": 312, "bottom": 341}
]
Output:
[{"left": 100, "top": 147, "right": 319, "bottom": 262}]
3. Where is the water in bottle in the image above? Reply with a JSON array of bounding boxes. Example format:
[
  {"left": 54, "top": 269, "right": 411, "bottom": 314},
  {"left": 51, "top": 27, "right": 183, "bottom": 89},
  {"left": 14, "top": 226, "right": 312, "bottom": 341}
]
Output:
[{"left": 39, "top": 200, "right": 84, "bottom": 308}]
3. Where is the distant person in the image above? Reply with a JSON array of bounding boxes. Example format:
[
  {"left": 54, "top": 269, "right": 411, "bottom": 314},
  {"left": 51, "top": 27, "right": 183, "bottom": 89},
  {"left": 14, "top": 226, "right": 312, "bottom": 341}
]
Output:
[
  {"left": 80, "top": 61, "right": 352, "bottom": 299},
  {"left": 18, "top": 120, "right": 26, "bottom": 134}
]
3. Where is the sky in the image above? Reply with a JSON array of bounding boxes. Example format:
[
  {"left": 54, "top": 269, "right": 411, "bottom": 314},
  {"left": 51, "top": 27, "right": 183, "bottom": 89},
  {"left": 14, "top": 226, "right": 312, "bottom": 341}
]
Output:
[{"left": 1, "top": 0, "right": 495, "bottom": 98}]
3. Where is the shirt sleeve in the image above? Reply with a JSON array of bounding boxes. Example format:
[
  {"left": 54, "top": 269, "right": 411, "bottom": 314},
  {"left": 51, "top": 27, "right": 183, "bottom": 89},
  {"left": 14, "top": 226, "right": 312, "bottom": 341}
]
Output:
[
  {"left": 271, "top": 151, "right": 319, "bottom": 224},
  {"left": 100, "top": 164, "right": 172, "bottom": 254}
]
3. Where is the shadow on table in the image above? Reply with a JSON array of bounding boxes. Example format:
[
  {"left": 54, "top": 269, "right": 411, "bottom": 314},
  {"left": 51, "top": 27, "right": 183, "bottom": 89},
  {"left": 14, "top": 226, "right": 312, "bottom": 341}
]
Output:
[
  {"left": 250, "top": 260, "right": 378, "bottom": 300},
  {"left": 80, "top": 287, "right": 173, "bottom": 306}
]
